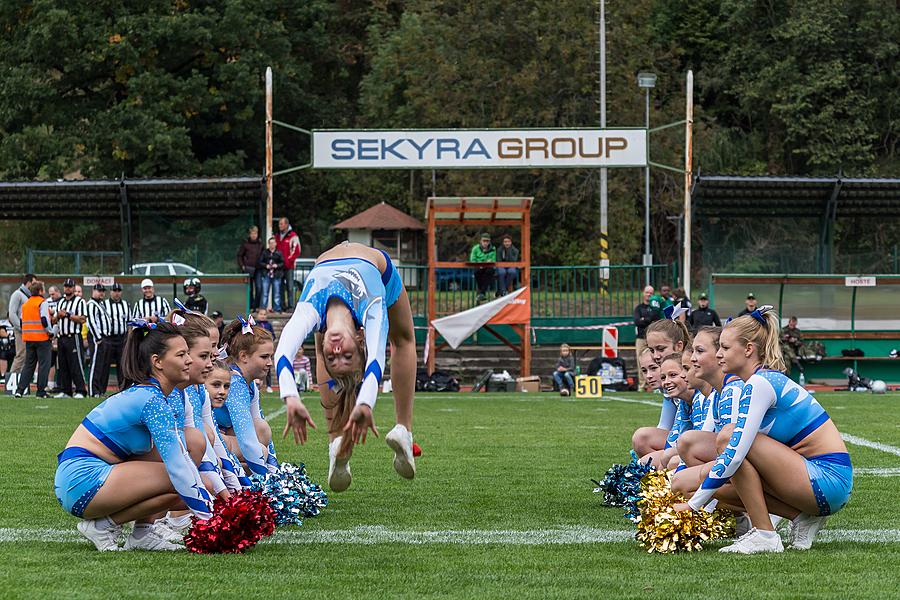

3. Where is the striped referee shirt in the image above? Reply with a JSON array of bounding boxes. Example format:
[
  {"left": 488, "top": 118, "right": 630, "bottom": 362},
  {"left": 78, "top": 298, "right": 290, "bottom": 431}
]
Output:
[
  {"left": 103, "top": 298, "right": 130, "bottom": 336},
  {"left": 45, "top": 297, "right": 60, "bottom": 336},
  {"left": 130, "top": 295, "right": 170, "bottom": 321},
  {"left": 57, "top": 295, "right": 86, "bottom": 336},
  {"left": 86, "top": 298, "right": 112, "bottom": 340}
]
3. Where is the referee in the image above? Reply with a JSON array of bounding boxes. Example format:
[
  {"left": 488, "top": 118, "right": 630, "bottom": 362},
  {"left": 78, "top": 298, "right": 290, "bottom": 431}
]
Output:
[
  {"left": 130, "top": 278, "right": 170, "bottom": 323},
  {"left": 54, "top": 278, "right": 88, "bottom": 398},
  {"left": 103, "top": 283, "right": 129, "bottom": 391},
  {"left": 86, "top": 283, "right": 113, "bottom": 397}
]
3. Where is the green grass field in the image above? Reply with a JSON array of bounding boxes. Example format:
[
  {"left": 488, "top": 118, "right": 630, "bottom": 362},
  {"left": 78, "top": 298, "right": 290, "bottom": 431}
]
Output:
[{"left": 1, "top": 390, "right": 898, "bottom": 599}]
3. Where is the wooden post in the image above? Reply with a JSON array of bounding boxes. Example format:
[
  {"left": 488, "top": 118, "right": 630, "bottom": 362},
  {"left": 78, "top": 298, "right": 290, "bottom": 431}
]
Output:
[
  {"left": 265, "top": 67, "right": 274, "bottom": 241},
  {"left": 521, "top": 199, "right": 532, "bottom": 377},
  {"left": 682, "top": 70, "right": 694, "bottom": 297},
  {"left": 426, "top": 199, "right": 437, "bottom": 375}
]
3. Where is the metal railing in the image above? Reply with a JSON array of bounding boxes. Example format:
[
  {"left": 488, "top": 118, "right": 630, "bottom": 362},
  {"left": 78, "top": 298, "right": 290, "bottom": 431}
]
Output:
[
  {"left": 26, "top": 250, "right": 124, "bottom": 275},
  {"left": 398, "top": 263, "right": 676, "bottom": 319}
]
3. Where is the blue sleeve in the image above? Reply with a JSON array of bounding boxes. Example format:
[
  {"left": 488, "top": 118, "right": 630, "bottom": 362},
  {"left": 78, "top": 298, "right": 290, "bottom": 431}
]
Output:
[
  {"left": 274, "top": 302, "right": 320, "bottom": 399},
  {"left": 657, "top": 397, "right": 677, "bottom": 430},
  {"left": 140, "top": 394, "right": 213, "bottom": 518},
  {"left": 665, "top": 399, "right": 693, "bottom": 449},
  {"left": 249, "top": 382, "right": 279, "bottom": 469},
  {"left": 689, "top": 376, "right": 774, "bottom": 510},
  {"left": 225, "top": 377, "right": 270, "bottom": 475},
  {"left": 357, "top": 296, "right": 389, "bottom": 409}
]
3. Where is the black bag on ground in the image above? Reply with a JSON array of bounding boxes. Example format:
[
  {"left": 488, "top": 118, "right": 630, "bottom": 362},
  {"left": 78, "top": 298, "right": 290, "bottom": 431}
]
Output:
[
  {"left": 841, "top": 348, "right": 865, "bottom": 357},
  {"left": 586, "top": 356, "right": 630, "bottom": 391},
  {"left": 415, "top": 368, "right": 431, "bottom": 392},
  {"left": 424, "top": 370, "right": 460, "bottom": 392}
]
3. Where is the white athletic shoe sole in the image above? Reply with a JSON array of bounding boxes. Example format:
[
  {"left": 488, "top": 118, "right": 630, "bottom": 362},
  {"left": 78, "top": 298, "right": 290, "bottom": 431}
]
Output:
[
  {"left": 328, "top": 436, "right": 352, "bottom": 492},
  {"left": 76, "top": 519, "right": 122, "bottom": 552},
  {"left": 719, "top": 528, "right": 784, "bottom": 554},
  {"left": 123, "top": 530, "right": 184, "bottom": 551},
  {"left": 385, "top": 424, "right": 416, "bottom": 480},
  {"left": 790, "top": 513, "right": 828, "bottom": 550}
]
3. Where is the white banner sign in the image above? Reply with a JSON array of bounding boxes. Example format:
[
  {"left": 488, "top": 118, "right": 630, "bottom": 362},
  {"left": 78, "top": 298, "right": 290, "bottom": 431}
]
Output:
[
  {"left": 312, "top": 129, "right": 647, "bottom": 169},
  {"left": 845, "top": 276, "right": 876, "bottom": 287},
  {"left": 83, "top": 276, "right": 115, "bottom": 286}
]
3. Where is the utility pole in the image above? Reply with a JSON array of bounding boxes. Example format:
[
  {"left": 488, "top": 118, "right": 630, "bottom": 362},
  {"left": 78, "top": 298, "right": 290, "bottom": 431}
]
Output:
[{"left": 598, "top": 0, "right": 610, "bottom": 291}]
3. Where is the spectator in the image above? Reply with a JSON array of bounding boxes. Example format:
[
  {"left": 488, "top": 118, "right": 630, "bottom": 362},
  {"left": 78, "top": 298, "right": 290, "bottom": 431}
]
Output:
[
  {"left": 633, "top": 285, "right": 661, "bottom": 390},
  {"left": 660, "top": 284, "right": 674, "bottom": 303},
  {"left": 258, "top": 237, "right": 285, "bottom": 312},
  {"left": 211, "top": 311, "right": 225, "bottom": 338},
  {"left": 255, "top": 307, "right": 275, "bottom": 393},
  {"left": 14, "top": 280, "right": 54, "bottom": 398},
  {"left": 689, "top": 293, "right": 721, "bottom": 330},
  {"left": 781, "top": 316, "right": 805, "bottom": 376},
  {"left": 553, "top": 343, "right": 576, "bottom": 396},
  {"left": 130, "top": 278, "right": 170, "bottom": 322},
  {"left": 737, "top": 292, "right": 758, "bottom": 316},
  {"left": 0, "top": 319, "right": 16, "bottom": 384},
  {"left": 276, "top": 217, "right": 302, "bottom": 311},
  {"left": 182, "top": 277, "right": 208, "bottom": 314},
  {"left": 54, "top": 278, "right": 88, "bottom": 398},
  {"left": 650, "top": 285, "right": 673, "bottom": 313},
  {"left": 293, "top": 345, "right": 312, "bottom": 392},
  {"left": 45, "top": 285, "right": 62, "bottom": 392},
  {"left": 496, "top": 234, "right": 520, "bottom": 296},
  {"left": 672, "top": 287, "right": 692, "bottom": 322},
  {"left": 7, "top": 273, "right": 36, "bottom": 388},
  {"left": 469, "top": 232, "right": 497, "bottom": 303},
  {"left": 237, "top": 225, "right": 263, "bottom": 309}
]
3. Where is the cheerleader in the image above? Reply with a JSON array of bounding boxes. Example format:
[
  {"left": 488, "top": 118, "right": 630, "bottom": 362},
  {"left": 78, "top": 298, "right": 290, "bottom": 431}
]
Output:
[
  {"left": 631, "top": 314, "right": 692, "bottom": 457},
  {"left": 677, "top": 307, "right": 853, "bottom": 553},
  {"left": 204, "top": 359, "right": 251, "bottom": 489},
  {"left": 157, "top": 310, "right": 233, "bottom": 537},
  {"left": 54, "top": 322, "right": 213, "bottom": 551},
  {"left": 216, "top": 318, "right": 278, "bottom": 476},
  {"left": 651, "top": 352, "right": 696, "bottom": 469},
  {"left": 273, "top": 242, "right": 417, "bottom": 492}
]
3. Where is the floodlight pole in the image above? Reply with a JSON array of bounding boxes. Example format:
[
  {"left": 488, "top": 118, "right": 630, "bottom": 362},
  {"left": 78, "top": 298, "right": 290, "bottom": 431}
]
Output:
[
  {"left": 265, "top": 66, "right": 274, "bottom": 241},
  {"left": 598, "top": 0, "right": 610, "bottom": 291},
  {"left": 682, "top": 70, "right": 694, "bottom": 297}
]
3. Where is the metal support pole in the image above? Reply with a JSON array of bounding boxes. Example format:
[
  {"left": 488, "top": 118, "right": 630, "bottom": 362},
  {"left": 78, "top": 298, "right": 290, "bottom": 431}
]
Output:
[
  {"left": 598, "top": 0, "right": 610, "bottom": 292},
  {"left": 682, "top": 70, "right": 694, "bottom": 298},
  {"left": 644, "top": 88, "right": 651, "bottom": 287},
  {"left": 119, "top": 180, "right": 132, "bottom": 272},
  {"left": 265, "top": 67, "right": 274, "bottom": 241}
]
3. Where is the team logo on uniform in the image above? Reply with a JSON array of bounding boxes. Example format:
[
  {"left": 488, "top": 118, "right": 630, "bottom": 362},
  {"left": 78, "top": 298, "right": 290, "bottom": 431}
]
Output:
[{"left": 335, "top": 269, "right": 367, "bottom": 302}]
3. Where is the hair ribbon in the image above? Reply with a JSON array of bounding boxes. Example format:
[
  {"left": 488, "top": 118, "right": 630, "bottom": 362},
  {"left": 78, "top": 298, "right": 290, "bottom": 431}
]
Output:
[
  {"left": 237, "top": 314, "right": 253, "bottom": 335},
  {"left": 663, "top": 301, "right": 688, "bottom": 322},
  {"left": 173, "top": 298, "right": 200, "bottom": 316},
  {"left": 215, "top": 344, "right": 229, "bottom": 360},
  {"left": 128, "top": 318, "right": 158, "bottom": 335},
  {"left": 750, "top": 305, "right": 775, "bottom": 328}
]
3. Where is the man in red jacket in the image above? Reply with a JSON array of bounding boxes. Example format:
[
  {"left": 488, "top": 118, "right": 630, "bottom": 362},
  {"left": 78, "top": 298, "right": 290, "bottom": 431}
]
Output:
[{"left": 275, "top": 217, "right": 301, "bottom": 311}]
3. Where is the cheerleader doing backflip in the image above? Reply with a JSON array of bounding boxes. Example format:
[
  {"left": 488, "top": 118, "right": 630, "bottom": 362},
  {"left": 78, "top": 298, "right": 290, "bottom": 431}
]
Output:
[
  {"left": 274, "top": 242, "right": 417, "bottom": 492},
  {"left": 675, "top": 307, "right": 853, "bottom": 553},
  {"left": 54, "top": 322, "right": 214, "bottom": 551}
]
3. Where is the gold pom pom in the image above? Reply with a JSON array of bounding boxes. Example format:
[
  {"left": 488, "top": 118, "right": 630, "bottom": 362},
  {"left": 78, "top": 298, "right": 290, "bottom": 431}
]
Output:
[{"left": 635, "top": 470, "right": 735, "bottom": 553}]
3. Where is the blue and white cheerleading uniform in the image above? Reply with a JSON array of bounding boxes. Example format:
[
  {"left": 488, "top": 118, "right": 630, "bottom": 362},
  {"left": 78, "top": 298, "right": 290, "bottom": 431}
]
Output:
[
  {"left": 54, "top": 380, "right": 213, "bottom": 519},
  {"left": 178, "top": 384, "right": 228, "bottom": 495},
  {"left": 665, "top": 396, "right": 695, "bottom": 449},
  {"left": 688, "top": 370, "right": 853, "bottom": 516},
  {"left": 274, "top": 249, "right": 403, "bottom": 408},
  {"left": 700, "top": 374, "right": 744, "bottom": 433},
  {"left": 217, "top": 367, "right": 276, "bottom": 476}
]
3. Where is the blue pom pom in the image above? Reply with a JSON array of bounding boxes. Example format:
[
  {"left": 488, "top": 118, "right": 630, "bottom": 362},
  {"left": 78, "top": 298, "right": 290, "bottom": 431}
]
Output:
[
  {"left": 250, "top": 462, "right": 328, "bottom": 526},
  {"left": 594, "top": 451, "right": 653, "bottom": 522}
]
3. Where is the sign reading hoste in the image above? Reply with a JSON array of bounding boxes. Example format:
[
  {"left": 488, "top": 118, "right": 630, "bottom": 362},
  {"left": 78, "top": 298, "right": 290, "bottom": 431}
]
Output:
[
  {"left": 844, "top": 276, "right": 876, "bottom": 287},
  {"left": 312, "top": 129, "right": 647, "bottom": 169}
]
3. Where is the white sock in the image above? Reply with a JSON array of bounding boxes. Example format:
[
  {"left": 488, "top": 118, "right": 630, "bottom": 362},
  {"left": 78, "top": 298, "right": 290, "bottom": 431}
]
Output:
[
  {"left": 757, "top": 529, "right": 779, "bottom": 539},
  {"left": 94, "top": 516, "right": 116, "bottom": 530},
  {"left": 132, "top": 523, "right": 152, "bottom": 539}
]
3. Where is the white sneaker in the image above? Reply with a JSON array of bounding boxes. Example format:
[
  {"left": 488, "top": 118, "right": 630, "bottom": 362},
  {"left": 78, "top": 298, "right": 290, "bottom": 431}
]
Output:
[
  {"left": 151, "top": 521, "right": 185, "bottom": 545},
  {"left": 163, "top": 513, "right": 193, "bottom": 536},
  {"left": 77, "top": 518, "right": 122, "bottom": 551},
  {"left": 328, "top": 436, "right": 352, "bottom": 492},
  {"left": 790, "top": 513, "right": 828, "bottom": 550},
  {"left": 734, "top": 513, "right": 752, "bottom": 538},
  {"left": 54, "top": 392, "right": 67, "bottom": 398},
  {"left": 124, "top": 527, "right": 184, "bottom": 551},
  {"left": 385, "top": 424, "right": 416, "bottom": 480},
  {"left": 266, "top": 387, "right": 273, "bottom": 393},
  {"left": 719, "top": 528, "right": 784, "bottom": 554},
  {"left": 73, "top": 393, "right": 85, "bottom": 399}
]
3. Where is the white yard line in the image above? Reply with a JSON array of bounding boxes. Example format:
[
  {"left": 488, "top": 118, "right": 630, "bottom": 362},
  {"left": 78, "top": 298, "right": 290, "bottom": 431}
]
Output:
[
  {"left": 841, "top": 434, "right": 900, "bottom": 458},
  {"left": 854, "top": 467, "right": 900, "bottom": 477},
  {"left": 2, "top": 526, "right": 898, "bottom": 545},
  {"left": 264, "top": 405, "right": 287, "bottom": 422},
  {"left": 603, "top": 395, "right": 663, "bottom": 408}
]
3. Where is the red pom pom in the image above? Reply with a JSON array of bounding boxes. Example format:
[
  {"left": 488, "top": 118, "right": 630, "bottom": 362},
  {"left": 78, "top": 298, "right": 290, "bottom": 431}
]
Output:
[
  {"left": 412, "top": 442, "right": 422, "bottom": 457},
  {"left": 184, "top": 491, "right": 277, "bottom": 554}
]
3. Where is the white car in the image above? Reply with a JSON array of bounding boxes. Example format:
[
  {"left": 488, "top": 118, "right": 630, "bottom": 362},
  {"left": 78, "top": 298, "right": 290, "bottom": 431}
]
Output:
[{"left": 123, "top": 262, "right": 204, "bottom": 276}]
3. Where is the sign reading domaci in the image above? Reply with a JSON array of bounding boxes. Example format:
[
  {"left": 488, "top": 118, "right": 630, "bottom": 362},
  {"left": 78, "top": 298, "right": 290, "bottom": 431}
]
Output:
[{"left": 312, "top": 129, "right": 647, "bottom": 169}]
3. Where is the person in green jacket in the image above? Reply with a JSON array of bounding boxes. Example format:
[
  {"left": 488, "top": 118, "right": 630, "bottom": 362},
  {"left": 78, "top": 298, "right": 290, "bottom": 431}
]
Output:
[{"left": 469, "top": 233, "right": 496, "bottom": 303}]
